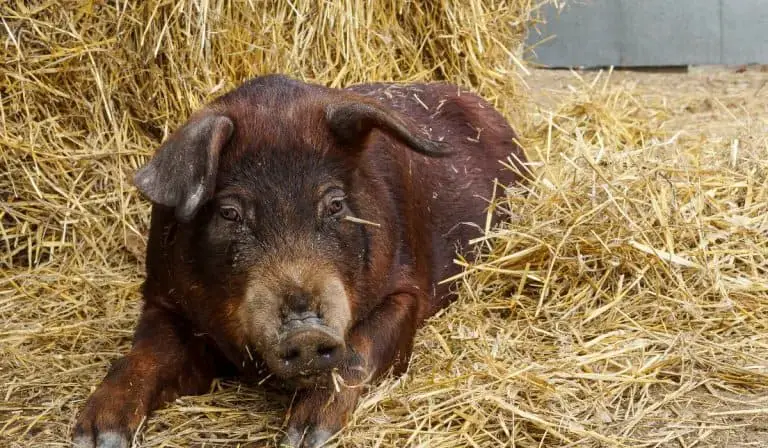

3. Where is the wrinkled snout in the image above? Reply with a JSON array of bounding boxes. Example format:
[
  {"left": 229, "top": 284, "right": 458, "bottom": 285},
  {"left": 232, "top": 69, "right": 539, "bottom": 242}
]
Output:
[
  {"left": 264, "top": 307, "right": 347, "bottom": 383},
  {"left": 243, "top": 270, "right": 353, "bottom": 386},
  {"left": 277, "top": 315, "right": 345, "bottom": 373}
]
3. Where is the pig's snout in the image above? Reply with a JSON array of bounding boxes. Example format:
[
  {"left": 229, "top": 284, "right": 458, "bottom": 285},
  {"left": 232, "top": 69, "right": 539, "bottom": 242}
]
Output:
[
  {"left": 278, "top": 324, "right": 345, "bottom": 371},
  {"left": 267, "top": 309, "right": 346, "bottom": 381}
]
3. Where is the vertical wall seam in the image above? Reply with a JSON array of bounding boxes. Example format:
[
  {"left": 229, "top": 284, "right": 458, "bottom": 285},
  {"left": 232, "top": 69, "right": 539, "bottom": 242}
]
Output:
[
  {"left": 618, "top": 0, "right": 626, "bottom": 66},
  {"left": 719, "top": 0, "right": 724, "bottom": 64}
]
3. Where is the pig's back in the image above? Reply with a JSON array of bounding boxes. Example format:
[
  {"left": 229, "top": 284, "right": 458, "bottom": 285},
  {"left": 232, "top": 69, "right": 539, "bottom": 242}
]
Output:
[{"left": 346, "top": 82, "right": 527, "bottom": 316}]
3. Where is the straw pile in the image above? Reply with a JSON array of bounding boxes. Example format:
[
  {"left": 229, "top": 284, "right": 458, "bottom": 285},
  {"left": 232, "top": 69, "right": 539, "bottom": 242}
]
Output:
[
  {"left": 333, "top": 70, "right": 768, "bottom": 447},
  {"left": 3, "top": 1, "right": 768, "bottom": 447}
]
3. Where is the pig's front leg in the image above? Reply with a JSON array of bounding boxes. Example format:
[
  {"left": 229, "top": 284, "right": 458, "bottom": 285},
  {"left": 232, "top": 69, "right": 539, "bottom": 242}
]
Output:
[
  {"left": 73, "top": 302, "right": 228, "bottom": 448},
  {"left": 280, "top": 291, "right": 421, "bottom": 448}
]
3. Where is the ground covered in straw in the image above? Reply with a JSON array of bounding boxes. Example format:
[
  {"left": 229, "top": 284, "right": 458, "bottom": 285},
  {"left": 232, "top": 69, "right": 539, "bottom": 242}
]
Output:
[{"left": 2, "top": 2, "right": 768, "bottom": 447}]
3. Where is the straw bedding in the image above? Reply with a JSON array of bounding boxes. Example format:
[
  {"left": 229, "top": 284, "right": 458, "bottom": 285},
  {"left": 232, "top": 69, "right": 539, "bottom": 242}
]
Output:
[{"left": 2, "top": 1, "right": 767, "bottom": 447}]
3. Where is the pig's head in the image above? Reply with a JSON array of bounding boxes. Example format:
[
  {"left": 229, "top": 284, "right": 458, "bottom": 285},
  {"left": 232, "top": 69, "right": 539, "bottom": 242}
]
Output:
[{"left": 132, "top": 75, "right": 445, "bottom": 387}]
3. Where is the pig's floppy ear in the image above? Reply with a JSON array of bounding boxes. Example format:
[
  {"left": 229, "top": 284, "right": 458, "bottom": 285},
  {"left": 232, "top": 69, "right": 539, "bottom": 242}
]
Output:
[
  {"left": 133, "top": 114, "right": 234, "bottom": 222},
  {"left": 325, "top": 102, "right": 451, "bottom": 157}
]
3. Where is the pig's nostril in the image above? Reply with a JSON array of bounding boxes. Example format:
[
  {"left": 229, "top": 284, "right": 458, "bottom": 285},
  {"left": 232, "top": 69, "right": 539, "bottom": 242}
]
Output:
[
  {"left": 284, "top": 349, "right": 300, "bottom": 361},
  {"left": 316, "top": 345, "right": 336, "bottom": 358}
]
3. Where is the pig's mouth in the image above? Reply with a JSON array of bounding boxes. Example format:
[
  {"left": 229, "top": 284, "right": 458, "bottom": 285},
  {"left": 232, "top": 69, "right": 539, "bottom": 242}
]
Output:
[
  {"left": 262, "top": 313, "right": 347, "bottom": 387},
  {"left": 281, "top": 312, "right": 324, "bottom": 331}
]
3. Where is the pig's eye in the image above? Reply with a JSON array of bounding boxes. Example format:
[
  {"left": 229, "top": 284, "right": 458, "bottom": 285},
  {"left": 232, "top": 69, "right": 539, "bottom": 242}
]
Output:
[
  {"left": 328, "top": 197, "right": 346, "bottom": 216},
  {"left": 219, "top": 206, "right": 241, "bottom": 222}
]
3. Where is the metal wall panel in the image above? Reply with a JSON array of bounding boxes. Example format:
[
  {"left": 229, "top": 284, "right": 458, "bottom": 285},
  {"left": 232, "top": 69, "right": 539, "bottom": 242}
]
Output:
[
  {"left": 527, "top": 1, "right": 622, "bottom": 67},
  {"left": 526, "top": 0, "right": 768, "bottom": 67},
  {"left": 619, "top": 0, "right": 721, "bottom": 66},
  {"left": 721, "top": 0, "right": 768, "bottom": 64}
]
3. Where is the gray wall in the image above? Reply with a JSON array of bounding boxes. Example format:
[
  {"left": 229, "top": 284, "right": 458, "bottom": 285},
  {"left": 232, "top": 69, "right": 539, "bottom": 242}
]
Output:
[{"left": 526, "top": 0, "right": 768, "bottom": 67}]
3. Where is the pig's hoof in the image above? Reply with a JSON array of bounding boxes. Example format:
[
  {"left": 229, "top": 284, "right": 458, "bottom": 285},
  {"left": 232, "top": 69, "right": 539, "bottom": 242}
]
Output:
[
  {"left": 304, "top": 428, "right": 333, "bottom": 447},
  {"left": 73, "top": 431, "right": 130, "bottom": 448},
  {"left": 279, "top": 426, "right": 334, "bottom": 447},
  {"left": 278, "top": 427, "right": 303, "bottom": 447}
]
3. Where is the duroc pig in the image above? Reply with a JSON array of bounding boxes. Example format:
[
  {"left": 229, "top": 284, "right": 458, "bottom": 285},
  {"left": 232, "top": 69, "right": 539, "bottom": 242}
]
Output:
[{"left": 73, "top": 74, "right": 528, "bottom": 448}]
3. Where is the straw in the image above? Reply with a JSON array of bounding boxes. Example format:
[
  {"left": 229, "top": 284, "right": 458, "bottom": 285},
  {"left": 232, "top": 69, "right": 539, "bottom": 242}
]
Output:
[{"left": 3, "top": 1, "right": 768, "bottom": 447}]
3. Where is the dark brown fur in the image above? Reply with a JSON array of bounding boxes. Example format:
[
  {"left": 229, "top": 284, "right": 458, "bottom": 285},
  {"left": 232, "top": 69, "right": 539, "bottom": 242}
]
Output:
[{"left": 73, "top": 75, "right": 528, "bottom": 448}]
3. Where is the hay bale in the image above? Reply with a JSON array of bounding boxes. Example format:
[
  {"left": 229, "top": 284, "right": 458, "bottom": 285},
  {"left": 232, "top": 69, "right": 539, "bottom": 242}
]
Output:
[{"left": 1, "top": 0, "right": 544, "bottom": 270}]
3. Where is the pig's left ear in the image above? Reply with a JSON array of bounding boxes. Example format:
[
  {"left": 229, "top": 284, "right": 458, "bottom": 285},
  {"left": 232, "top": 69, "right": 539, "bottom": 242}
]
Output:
[
  {"left": 325, "top": 102, "right": 451, "bottom": 157},
  {"left": 133, "top": 114, "right": 234, "bottom": 222}
]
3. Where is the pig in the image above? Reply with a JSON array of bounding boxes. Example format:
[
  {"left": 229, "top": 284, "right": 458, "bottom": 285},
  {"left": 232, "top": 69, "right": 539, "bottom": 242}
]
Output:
[{"left": 73, "top": 74, "right": 528, "bottom": 448}]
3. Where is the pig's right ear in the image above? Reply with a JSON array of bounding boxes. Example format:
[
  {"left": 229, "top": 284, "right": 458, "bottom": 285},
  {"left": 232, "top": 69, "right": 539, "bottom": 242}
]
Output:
[{"left": 133, "top": 114, "right": 234, "bottom": 223}]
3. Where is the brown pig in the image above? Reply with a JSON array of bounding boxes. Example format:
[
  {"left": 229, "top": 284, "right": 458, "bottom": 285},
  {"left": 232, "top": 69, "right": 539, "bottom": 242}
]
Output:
[{"left": 73, "top": 74, "right": 528, "bottom": 448}]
